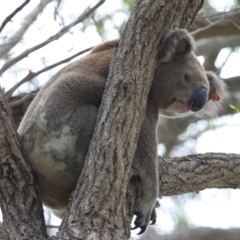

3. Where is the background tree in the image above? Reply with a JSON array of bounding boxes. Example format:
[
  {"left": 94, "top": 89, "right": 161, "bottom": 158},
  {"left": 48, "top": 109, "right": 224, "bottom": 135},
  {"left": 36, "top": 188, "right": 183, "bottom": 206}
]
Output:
[{"left": 0, "top": 0, "right": 240, "bottom": 239}]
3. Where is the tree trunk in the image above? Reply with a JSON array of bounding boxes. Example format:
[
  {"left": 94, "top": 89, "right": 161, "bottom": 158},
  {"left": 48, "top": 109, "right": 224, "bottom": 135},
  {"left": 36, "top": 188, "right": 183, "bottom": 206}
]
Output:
[
  {"left": 0, "top": 0, "right": 205, "bottom": 239},
  {"left": 56, "top": 0, "right": 203, "bottom": 239},
  {"left": 0, "top": 89, "right": 47, "bottom": 239}
]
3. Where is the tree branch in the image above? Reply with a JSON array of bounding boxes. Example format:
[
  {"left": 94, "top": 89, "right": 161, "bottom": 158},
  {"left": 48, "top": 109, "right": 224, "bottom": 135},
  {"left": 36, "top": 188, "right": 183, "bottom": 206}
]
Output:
[
  {"left": 191, "top": 8, "right": 240, "bottom": 39},
  {"left": 0, "top": 0, "right": 105, "bottom": 76},
  {"left": 0, "top": 0, "right": 30, "bottom": 34},
  {"left": 159, "top": 153, "right": 240, "bottom": 196},
  {"left": 8, "top": 92, "right": 36, "bottom": 108},
  {"left": 226, "top": 76, "right": 240, "bottom": 92},
  {"left": 195, "top": 35, "right": 240, "bottom": 56},
  {"left": 0, "top": 0, "right": 52, "bottom": 58},
  {"left": 203, "top": 50, "right": 220, "bottom": 73},
  {"left": 4, "top": 46, "right": 93, "bottom": 101},
  {"left": 141, "top": 227, "right": 240, "bottom": 240}
]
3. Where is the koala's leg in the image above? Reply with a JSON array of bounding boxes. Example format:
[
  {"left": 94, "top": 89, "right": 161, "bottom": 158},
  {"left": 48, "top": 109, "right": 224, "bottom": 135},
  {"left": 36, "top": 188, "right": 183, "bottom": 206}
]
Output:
[
  {"left": 29, "top": 104, "right": 99, "bottom": 217},
  {"left": 68, "top": 104, "right": 99, "bottom": 160},
  {"left": 131, "top": 109, "right": 159, "bottom": 234}
]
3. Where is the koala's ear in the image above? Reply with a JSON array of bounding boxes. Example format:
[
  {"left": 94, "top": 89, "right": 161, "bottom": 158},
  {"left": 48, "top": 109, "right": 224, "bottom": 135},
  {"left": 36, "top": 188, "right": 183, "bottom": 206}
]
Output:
[
  {"left": 159, "top": 29, "right": 195, "bottom": 63},
  {"left": 195, "top": 71, "right": 228, "bottom": 118}
]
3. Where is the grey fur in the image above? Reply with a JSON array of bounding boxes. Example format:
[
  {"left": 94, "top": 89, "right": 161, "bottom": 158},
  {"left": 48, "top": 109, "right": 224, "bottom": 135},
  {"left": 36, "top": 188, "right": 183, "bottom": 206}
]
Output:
[{"left": 18, "top": 29, "right": 226, "bottom": 233}]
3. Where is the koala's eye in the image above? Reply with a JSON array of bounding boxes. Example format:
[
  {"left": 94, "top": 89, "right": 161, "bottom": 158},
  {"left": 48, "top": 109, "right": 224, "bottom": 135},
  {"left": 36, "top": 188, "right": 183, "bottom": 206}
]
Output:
[{"left": 184, "top": 74, "right": 191, "bottom": 83}]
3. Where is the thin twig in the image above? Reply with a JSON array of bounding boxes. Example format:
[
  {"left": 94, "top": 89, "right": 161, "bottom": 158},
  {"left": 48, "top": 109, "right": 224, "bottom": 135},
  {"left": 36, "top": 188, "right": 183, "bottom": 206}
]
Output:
[
  {"left": 54, "top": 0, "right": 64, "bottom": 21},
  {"left": 196, "top": 7, "right": 240, "bottom": 19},
  {"left": 4, "top": 46, "right": 93, "bottom": 101},
  {"left": 191, "top": 14, "right": 240, "bottom": 36},
  {"left": 0, "top": 0, "right": 53, "bottom": 59},
  {"left": 191, "top": 19, "right": 222, "bottom": 35},
  {"left": 219, "top": 50, "right": 232, "bottom": 75},
  {"left": 91, "top": 15, "right": 106, "bottom": 41},
  {"left": 0, "top": 0, "right": 105, "bottom": 76},
  {"left": 9, "top": 93, "right": 36, "bottom": 107},
  {"left": 0, "top": 0, "right": 30, "bottom": 33},
  {"left": 230, "top": 19, "right": 240, "bottom": 30}
]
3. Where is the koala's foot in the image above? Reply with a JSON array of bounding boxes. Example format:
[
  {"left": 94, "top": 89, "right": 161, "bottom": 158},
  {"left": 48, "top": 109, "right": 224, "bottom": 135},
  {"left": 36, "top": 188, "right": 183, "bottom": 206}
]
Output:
[
  {"left": 130, "top": 174, "right": 159, "bottom": 234},
  {"left": 131, "top": 199, "right": 159, "bottom": 234}
]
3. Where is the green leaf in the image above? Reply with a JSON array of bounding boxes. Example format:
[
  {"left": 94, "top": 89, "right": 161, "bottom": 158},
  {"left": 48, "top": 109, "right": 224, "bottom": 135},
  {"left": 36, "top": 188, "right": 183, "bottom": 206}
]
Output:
[
  {"left": 229, "top": 104, "right": 240, "bottom": 113},
  {"left": 123, "top": 0, "right": 135, "bottom": 10}
]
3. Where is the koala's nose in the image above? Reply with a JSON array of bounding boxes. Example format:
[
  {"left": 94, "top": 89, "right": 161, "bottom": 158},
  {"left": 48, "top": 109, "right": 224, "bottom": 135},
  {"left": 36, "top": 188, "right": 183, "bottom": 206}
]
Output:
[{"left": 188, "top": 87, "right": 208, "bottom": 112}]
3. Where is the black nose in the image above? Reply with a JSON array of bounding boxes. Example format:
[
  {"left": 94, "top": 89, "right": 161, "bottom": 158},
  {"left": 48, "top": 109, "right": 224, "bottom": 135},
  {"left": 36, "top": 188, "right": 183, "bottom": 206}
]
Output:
[{"left": 188, "top": 87, "right": 208, "bottom": 112}]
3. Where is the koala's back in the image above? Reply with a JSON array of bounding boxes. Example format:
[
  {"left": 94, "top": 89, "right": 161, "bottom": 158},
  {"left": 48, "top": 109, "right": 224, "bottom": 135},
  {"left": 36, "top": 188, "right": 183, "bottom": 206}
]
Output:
[{"left": 18, "top": 40, "right": 118, "bottom": 216}]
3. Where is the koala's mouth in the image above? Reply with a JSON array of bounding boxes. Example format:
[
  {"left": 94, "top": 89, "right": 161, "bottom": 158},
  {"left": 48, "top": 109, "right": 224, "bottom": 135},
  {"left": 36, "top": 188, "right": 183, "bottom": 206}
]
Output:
[
  {"left": 162, "top": 89, "right": 209, "bottom": 117},
  {"left": 174, "top": 100, "right": 190, "bottom": 114},
  {"left": 175, "top": 99, "right": 207, "bottom": 114}
]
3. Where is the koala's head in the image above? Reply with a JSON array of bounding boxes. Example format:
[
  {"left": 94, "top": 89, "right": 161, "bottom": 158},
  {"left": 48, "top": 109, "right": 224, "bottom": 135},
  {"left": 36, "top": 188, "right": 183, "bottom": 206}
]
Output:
[{"left": 151, "top": 29, "right": 227, "bottom": 118}]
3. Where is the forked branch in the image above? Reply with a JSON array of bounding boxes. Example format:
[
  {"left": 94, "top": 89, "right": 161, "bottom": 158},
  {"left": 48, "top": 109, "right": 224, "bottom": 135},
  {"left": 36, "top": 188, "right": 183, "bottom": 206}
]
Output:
[{"left": 0, "top": 0, "right": 105, "bottom": 76}]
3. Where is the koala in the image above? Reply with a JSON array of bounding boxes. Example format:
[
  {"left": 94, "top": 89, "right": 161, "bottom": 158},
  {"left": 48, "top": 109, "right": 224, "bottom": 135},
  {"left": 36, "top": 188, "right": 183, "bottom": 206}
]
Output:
[{"left": 18, "top": 29, "right": 226, "bottom": 234}]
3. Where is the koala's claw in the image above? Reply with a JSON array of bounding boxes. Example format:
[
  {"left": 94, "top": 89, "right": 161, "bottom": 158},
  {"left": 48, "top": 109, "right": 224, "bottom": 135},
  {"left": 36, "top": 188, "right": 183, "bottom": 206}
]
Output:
[
  {"left": 131, "top": 222, "right": 147, "bottom": 235},
  {"left": 151, "top": 219, "right": 156, "bottom": 225},
  {"left": 132, "top": 203, "right": 157, "bottom": 234},
  {"left": 131, "top": 225, "right": 138, "bottom": 230},
  {"left": 138, "top": 227, "right": 147, "bottom": 235},
  {"left": 132, "top": 210, "right": 148, "bottom": 234}
]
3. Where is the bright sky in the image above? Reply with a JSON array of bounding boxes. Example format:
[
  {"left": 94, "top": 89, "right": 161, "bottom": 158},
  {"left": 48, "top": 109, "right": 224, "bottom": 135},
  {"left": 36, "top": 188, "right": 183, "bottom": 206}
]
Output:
[{"left": 0, "top": 0, "right": 240, "bottom": 237}]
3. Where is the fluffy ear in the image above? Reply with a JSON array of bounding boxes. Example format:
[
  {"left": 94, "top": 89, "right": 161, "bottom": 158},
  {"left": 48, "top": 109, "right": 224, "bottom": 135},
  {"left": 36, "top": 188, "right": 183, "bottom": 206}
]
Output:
[
  {"left": 159, "top": 29, "right": 195, "bottom": 63},
  {"left": 194, "top": 71, "right": 228, "bottom": 118}
]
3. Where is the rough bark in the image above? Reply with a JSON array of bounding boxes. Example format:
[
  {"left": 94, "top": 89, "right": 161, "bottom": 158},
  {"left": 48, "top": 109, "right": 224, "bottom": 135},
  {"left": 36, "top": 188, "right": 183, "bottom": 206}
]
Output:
[
  {"left": 0, "top": 89, "right": 47, "bottom": 239},
  {"left": 140, "top": 227, "right": 240, "bottom": 240},
  {"left": 55, "top": 0, "right": 203, "bottom": 239},
  {"left": 0, "top": 223, "right": 6, "bottom": 240},
  {"left": 159, "top": 153, "right": 240, "bottom": 196}
]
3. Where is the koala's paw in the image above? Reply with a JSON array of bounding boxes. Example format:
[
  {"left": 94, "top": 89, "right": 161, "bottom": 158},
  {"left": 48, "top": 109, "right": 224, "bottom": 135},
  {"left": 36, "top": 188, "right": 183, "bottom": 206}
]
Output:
[{"left": 131, "top": 199, "right": 159, "bottom": 234}]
